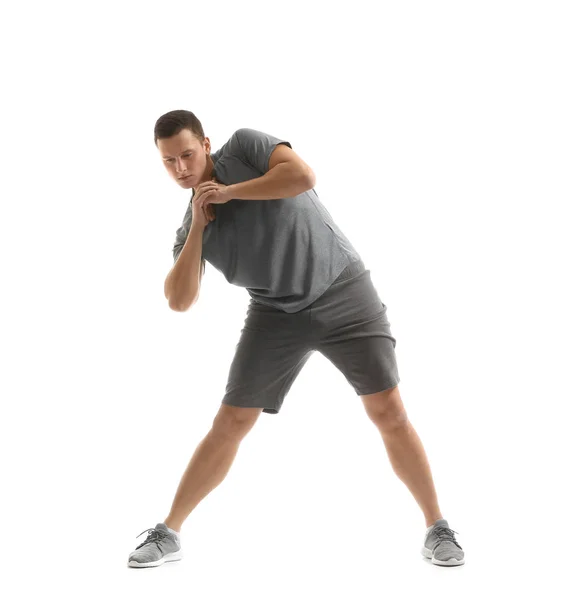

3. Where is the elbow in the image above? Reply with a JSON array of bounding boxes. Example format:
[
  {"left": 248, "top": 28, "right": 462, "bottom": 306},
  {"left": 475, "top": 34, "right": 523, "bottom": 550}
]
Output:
[
  {"left": 303, "top": 170, "right": 316, "bottom": 191},
  {"left": 168, "top": 300, "right": 190, "bottom": 312},
  {"left": 165, "top": 276, "right": 198, "bottom": 311},
  {"left": 307, "top": 169, "right": 316, "bottom": 190},
  {"left": 168, "top": 292, "right": 198, "bottom": 312}
]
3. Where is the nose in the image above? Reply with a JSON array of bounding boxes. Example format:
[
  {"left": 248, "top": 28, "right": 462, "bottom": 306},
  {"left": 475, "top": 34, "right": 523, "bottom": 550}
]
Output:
[{"left": 176, "top": 156, "right": 191, "bottom": 173}]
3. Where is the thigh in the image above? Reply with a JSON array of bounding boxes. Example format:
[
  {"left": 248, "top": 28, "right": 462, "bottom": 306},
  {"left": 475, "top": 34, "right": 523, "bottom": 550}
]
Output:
[
  {"left": 311, "top": 267, "right": 400, "bottom": 395},
  {"left": 222, "top": 301, "right": 314, "bottom": 415}
]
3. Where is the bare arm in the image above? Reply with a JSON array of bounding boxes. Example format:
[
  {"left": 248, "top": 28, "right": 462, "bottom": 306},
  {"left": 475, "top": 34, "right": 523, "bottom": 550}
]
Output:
[
  {"left": 164, "top": 223, "right": 205, "bottom": 311},
  {"left": 226, "top": 162, "right": 314, "bottom": 200}
]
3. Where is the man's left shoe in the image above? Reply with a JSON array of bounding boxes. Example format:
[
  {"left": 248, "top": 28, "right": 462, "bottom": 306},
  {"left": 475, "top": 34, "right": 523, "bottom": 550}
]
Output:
[{"left": 421, "top": 518, "right": 465, "bottom": 566}]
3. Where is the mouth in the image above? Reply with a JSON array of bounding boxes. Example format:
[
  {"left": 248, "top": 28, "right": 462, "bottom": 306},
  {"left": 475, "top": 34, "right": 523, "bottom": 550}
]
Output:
[{"left": 179, "top": 174, "right": 193, "bottom": 180}]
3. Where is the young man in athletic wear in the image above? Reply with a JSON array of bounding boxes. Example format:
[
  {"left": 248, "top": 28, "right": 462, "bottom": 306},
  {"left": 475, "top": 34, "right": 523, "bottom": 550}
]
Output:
[{"left": 127, "top": 110, "right": 464, "bottom": 568}]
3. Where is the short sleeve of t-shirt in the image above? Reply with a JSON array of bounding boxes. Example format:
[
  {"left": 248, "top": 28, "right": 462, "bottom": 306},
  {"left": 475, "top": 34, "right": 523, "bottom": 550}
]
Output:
[{"left": 232, "top": 128, "right": 292, "bottom": 174}]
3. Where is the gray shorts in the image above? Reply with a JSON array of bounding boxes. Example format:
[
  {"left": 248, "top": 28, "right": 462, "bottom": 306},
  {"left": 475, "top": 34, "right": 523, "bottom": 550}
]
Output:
[{"left": 222, "top": 259, "right": 400, "bottom": 414}]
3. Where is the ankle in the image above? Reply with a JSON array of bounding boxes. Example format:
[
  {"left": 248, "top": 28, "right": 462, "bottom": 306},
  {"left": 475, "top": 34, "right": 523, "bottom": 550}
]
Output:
[
  {"left": 163, "top": 518, "right": 181, "bottom": 533},
  {"left": 425, "top": 514, "right": 443, "bottom": 528}
]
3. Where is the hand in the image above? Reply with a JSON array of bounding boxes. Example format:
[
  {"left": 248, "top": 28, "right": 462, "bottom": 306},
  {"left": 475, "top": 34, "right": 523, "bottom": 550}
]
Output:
[
  {"left": 193, "top": 178, "right": 232, "bottom": 217},
  {"left": 191, "top": 194, "right": 213, "bottom": 229}
]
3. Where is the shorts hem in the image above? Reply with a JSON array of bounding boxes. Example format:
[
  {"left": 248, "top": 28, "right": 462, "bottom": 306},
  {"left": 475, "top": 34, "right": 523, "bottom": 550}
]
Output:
[
  {"left": 222, "top": 399, "right": 280, "bottom": 415},
  {"left": 355, "top": 377, "right": 400, "bottom": 396}
]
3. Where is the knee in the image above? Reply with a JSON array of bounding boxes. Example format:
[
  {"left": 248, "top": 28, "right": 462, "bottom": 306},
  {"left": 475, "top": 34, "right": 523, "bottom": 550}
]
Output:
[
  {"left": 211, "top": 405, "right": 263, "bottom": 439},
  {"left": 362, "top": 386, "right": 409, "bottom": 431},
  {"left": 377, "top": 406, "right": 409, "bottom": 431}
]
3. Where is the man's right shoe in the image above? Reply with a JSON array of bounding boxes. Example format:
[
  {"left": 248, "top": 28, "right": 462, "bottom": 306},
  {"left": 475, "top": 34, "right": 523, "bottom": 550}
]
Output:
[{"left": 128, "top": 523, "right": 183, "bottom": 568}]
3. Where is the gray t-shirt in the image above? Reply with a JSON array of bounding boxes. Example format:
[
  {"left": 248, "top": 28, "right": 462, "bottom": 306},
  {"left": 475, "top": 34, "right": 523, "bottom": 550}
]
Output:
[{"left": 172, "top": 128, "right": 361, "bottom": 313}]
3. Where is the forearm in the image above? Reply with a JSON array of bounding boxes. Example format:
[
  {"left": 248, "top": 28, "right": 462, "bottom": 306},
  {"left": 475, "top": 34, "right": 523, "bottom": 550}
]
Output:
[
  {"left": 227, "top": 162, "right": 314, "bottom": 200},
  {"left": 165, "top": 224, "right": 204, "bottom": 310}
]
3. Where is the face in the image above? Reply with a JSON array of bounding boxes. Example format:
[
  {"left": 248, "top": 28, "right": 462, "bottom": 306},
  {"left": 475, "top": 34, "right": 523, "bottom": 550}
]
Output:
[{"left": 157, "top": 128, "right": 212, "bottom": 190}]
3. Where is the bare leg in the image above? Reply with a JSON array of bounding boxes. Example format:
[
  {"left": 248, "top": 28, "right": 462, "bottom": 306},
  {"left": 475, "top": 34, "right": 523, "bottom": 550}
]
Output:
[
  {"left": 378, "top": 419, "right": 443, "bottom": 527},
  {"left": 361, "top": 386, "right": 443, "bottom": 528},
  {"left": 163, "top": 405, "right": 263, "bottom": 532}
]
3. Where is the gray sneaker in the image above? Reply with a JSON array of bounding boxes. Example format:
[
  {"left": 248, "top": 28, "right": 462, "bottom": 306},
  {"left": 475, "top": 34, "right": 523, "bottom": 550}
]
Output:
[
  {"left": 421, "top": 518, "right": 465, "bottom": 566},
  {"left": 128, "top": 523, "right": 183, "bottom": 568}
]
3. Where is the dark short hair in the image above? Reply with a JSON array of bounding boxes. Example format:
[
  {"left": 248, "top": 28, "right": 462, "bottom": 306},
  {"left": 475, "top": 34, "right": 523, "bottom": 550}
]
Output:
[{"left": 154, "top": 110, "right": 205, "bottom": 146}]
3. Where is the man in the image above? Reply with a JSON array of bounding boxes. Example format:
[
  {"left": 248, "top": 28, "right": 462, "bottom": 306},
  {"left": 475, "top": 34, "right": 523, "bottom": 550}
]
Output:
[{"left": 127, "top": 110, "right": 464, "bottom": 568}]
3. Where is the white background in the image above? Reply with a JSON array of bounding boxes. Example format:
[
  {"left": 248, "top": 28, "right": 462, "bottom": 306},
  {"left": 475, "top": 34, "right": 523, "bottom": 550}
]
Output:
[{"left": 1, "top": 0, "right": 571, "bottom": 598}]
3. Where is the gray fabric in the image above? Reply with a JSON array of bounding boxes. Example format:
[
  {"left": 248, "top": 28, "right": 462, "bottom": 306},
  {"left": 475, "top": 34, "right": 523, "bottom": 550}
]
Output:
[
  {"left": 423, "top": 519, "right": 464, "bottom": 563},
  {"left": 222, "top": 259, "right": 400, "bottom": 414},
  {"left": 128, "top": 523, "right": 181, "bottom": 567},
  {"left": 172, "top": 128, "right": 361, "bottom": 313}
]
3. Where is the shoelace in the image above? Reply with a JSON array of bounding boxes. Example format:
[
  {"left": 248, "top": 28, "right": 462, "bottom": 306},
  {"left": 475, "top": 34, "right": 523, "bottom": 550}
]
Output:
[
  {"left": 134, "top": 527, "right": 170, "bottom": 552},
  {"left": 432, "top": 526, "right": 463, "bottom": 550}
]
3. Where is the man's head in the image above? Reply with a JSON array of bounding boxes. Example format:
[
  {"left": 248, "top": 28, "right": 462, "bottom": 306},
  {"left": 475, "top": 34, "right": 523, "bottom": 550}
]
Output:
[{"left": 154, "top": 110, "right": 214, "bottom": 190}]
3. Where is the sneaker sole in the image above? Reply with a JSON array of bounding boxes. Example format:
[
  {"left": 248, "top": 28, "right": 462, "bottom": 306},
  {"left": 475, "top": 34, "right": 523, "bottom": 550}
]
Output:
[
  {"left": 128, "top": 550, "right": 183, "bottom": 568},
  {"left": 421, "top": 546, "right": 464, "bottom": 566}
]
